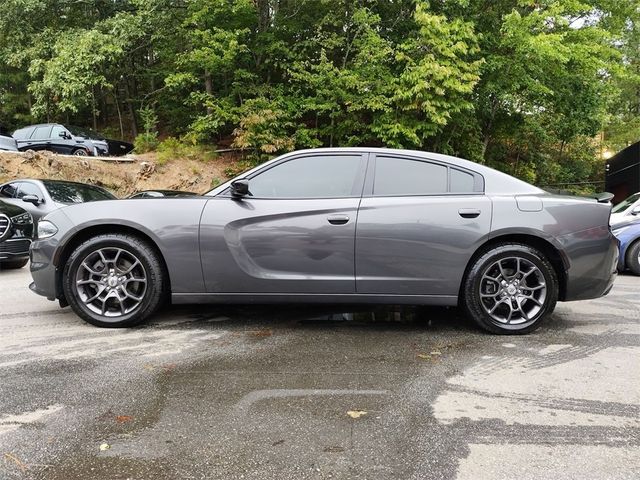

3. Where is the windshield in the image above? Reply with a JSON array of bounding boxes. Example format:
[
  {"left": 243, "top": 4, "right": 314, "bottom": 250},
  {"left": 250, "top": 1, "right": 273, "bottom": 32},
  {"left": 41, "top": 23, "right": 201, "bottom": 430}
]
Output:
[
  {"left": 42, "top": 181, "right": 116, "bottom": 204},
  {"left": 612, "top": 193, "right": 640, "bottom": 214},
  {"left": 66, "top": 125, "right": 106, "bottom": 141}
]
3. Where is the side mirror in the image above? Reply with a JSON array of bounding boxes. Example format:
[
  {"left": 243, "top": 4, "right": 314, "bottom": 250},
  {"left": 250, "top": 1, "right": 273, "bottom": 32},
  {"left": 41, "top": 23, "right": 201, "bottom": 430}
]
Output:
[
  {"left": 22, "top": 194, "right": 42, "bottom": 206},
  {"left": 632, "top": 206, "right": 640, "bottom": 216},
  {"left": 58, "top": 131, "right": 69, "bottom": 139},
  {"left": 230, "top": 179, "right": 250, "bottom": 198}
]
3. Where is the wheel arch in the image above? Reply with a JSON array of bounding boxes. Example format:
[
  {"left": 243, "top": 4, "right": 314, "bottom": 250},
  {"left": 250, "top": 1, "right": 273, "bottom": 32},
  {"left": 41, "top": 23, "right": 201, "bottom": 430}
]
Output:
[
  {"left": 460, "top": 233, "right": 568, "bottom": 302},
  {"left": 54, "top": 223, "right": 171, "bottom": 303}
]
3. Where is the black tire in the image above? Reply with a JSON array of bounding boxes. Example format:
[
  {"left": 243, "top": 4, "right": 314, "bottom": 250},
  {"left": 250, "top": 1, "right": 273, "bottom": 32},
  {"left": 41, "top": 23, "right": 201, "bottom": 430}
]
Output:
[
  {"left": 62, "top": 233, "right": 166, "bottom": 327},
  {"left": 462, "top": 243, "right": 558, "bottom": 335},
  {"left": 72, "top": 148, "right": 88, "bottom": 156},
  {"left": 0, "top": 258, "right": 29, "bottom": 270},
  {"left": 625, "top": 240, "right": 640, "bottom": 275}
]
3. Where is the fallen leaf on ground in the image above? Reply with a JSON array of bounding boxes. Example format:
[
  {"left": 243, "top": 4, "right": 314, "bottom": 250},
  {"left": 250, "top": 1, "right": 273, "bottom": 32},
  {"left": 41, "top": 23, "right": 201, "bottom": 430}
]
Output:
[
  {"left": 346, "top": 410, "right": 367, "bottom": 419},
  {"left": 323, "top": 446, "right": 346, "bottom": 453},
  {"left": 99, "top": 443, "right": 110, "bottom": 451},
  {"left": 271, "top": 439, "right": 285, "bottom": 446},
  {"left": 416, "top": 353, "right": 431, "bottom": 360},
  {"left": 430, "top": 351, "right": 442, "bottom": 355},
  {"left": 248, "top": 329, "right": 272, "bottom": 338},
  {"left": 3, "top": 452, "right": 28, "bottom": 472},
  {"left": 115, "top": 415, "right": 133, "bottom": 424}
]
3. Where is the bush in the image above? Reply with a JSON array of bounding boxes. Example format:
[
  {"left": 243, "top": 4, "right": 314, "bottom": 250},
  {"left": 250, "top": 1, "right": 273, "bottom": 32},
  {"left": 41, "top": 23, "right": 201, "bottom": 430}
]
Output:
[
  {"left": 156, "top": 137, "right": 218, "bottom": 165},
  {"left": 134, "top": 106, "right": 160, "bottom": 153},
  {"left": 133, "top": 132, "right": 159, "bottom": 153}
]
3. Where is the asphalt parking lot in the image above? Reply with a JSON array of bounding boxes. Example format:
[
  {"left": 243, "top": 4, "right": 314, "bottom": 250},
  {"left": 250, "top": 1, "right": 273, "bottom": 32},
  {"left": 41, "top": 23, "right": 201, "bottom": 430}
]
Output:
[{"left": 0, "top": 267, "right": 639, "bottom": 480}]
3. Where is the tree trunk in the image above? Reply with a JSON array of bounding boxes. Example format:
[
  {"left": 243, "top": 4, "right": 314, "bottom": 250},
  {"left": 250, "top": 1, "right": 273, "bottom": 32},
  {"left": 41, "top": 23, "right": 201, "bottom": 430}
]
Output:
[
  {"left": 91, "top": 87, "right": 98, "bottom": 131},
  {"left": 113, "top": 89, "right": 124, "bottom": 140},
  {"left": 480, "top": 98, "right": 498, "bottom": 163},
  {"left": 123, "top": 80, "right": 138, "bottom": 137},
  {"left": 204, "top": 70, "right": 213, "bottom": 115}
]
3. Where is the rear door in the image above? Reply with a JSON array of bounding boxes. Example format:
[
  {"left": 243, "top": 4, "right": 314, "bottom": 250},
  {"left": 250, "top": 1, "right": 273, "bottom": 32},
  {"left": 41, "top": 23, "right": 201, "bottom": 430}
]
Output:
[
  {"left": 355, "top": 153, "right": 492, "bottom": 296},
  {"left": 200, "top": 152, "right": 368, "bottom": 294}
]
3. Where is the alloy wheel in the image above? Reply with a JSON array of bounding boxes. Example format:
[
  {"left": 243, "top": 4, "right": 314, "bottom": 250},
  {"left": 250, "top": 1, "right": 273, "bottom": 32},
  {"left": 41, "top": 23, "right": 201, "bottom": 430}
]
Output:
[
  {"left": 479, "top": 256, "right": 547, "bottom": 325},
  {"left": 74, "top": 247, "right": 147, "bottom": 317}
]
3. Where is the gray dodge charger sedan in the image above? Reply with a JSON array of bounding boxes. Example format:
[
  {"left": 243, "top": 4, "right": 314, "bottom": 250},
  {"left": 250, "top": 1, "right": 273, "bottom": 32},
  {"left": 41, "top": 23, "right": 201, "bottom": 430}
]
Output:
[{"left": 29, "top": 148, "right": 618, "bottom": 334}]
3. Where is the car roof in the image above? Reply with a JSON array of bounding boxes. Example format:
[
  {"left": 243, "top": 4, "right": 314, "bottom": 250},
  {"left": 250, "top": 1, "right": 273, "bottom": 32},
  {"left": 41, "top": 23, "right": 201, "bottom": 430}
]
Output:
[{"left": 206, "top": 147, "right": 543, "bottom": 196}]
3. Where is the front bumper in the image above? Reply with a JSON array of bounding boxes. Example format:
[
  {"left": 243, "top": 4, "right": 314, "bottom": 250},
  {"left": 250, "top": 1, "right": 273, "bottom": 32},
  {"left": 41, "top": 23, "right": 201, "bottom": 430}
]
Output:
[
  {"left": 29, "top": 236, "right": 60, "bottom": 301},
  {"left": 0, "top": 238, "right": 31, "bottom": 261}
]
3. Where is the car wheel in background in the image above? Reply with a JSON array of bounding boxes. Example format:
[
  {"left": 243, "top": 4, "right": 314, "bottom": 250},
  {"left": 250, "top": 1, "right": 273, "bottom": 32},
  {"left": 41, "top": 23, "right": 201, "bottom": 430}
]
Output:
[
  {"left": 62, "top": 233, "right": 166, "bottom": 327},
  {"left": 0, "top": 259, "right": 29, "bottom": 270},
  {"left": 625, "top": 240, "right": 640, "bottom": 275},
  {"left": 463, "top": 243, "right": 558, "bottom": 334}
]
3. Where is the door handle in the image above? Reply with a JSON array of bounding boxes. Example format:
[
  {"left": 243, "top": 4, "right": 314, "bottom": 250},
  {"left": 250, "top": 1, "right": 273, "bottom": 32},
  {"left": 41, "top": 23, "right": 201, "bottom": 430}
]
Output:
[
  {"left": 327, "top": 214, "right": 350, "bottom": 225},
  {"left": 458, "top": 209, "right": 481, "bottom": 218}
]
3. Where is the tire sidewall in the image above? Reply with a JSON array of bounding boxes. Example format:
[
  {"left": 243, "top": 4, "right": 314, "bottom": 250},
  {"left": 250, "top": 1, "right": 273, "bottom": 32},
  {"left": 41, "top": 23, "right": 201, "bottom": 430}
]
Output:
[
  {"left": 464, "top": 244, "right": 558, "bottom": 334},
  {"left": 63, "top": 235, "right": 163, "bottom": 327},
  {"left": 625, "top": 241, "right": 640, "bottom": 275}
]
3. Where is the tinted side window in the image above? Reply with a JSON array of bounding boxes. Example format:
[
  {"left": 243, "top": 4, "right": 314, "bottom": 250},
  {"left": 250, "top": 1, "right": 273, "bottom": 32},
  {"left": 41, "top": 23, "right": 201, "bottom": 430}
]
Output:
[
  {"left": 0, "top": 183, "right": 18, "bottom": 198},
  {"left": 16, "top": 182, "right": 43, "bottom": 199},
  {"left": 450, "top": 168, "right": 476, "bottom": 193},
  {"left": 374, "top": 157, "right": 448, "bottom": 196},
  {"left": 51, "top": 125, "right": 67, "bottom": 138},
  {"left": 249, "top": 155, "right": 363, "bottom": 198},
  {"left": 31, "top": 125, "right": 52, "bottom": 139}
]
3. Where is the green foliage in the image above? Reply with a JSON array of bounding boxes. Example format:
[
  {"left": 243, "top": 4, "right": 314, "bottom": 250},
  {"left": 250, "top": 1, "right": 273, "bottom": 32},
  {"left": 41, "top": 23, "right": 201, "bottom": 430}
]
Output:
[
  {"left": 1, "top": 0, "right": 639, "bottom": 190},
  {"left": 156, "top": 137, "right": 218, "bottom": 164},
  {"left": 133, "top": 106, "right": 159, "bottom": 153}
]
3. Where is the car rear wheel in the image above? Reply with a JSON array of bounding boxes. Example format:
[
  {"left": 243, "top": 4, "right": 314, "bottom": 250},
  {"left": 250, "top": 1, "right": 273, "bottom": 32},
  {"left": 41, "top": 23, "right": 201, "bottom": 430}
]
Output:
[
  {"left": 463, "top": 243, "right": 558, "bottom": 334},
  {"left": 625, "top": 240, "right": 640, "bottom": 275},
  {"left": 0, "top": 258, "right": 29, "bottom": 270},
  {"left": 62, "top": 233, "right": 166, "bottom": 327}
]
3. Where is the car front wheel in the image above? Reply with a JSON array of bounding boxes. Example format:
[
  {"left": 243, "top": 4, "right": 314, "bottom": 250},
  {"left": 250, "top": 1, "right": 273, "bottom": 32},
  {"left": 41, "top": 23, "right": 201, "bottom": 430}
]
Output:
[
  {"left": 463, "top": 243, "right": 558, "bottom": 334},
  {"left": 62, "top": 233, "right": 166, "bottom": 327}
]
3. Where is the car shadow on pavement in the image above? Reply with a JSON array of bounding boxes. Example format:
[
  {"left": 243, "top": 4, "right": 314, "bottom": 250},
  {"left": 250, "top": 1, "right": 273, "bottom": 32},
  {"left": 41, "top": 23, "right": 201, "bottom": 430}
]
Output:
[{"left": 147, "top": 303, "right": 480, "bottom": 334}]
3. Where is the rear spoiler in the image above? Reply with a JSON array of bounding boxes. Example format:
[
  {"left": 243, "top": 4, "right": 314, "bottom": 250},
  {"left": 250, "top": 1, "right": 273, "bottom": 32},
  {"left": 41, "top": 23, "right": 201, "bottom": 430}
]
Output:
[{"left": 593, "top": 192, "right": 614, "bottom": 204}]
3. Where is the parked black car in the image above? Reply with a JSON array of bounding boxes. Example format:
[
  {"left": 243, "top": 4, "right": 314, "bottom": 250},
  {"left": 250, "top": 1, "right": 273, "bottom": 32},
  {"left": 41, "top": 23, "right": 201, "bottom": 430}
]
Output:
[
  {"left": 0, "top": 125, "right": 18, "bottom": 152},
  {"left": 0, "top": 200, "right": 33, "bottom": 269},
  {"left": 0, "top": 179, "right": 117, "bottom": 222},
  {"left": 12, "top": 123, "right": 132, "bottom": 157},
  {"left": 106, "top": 138, "right": 134, "bottom": 156}
]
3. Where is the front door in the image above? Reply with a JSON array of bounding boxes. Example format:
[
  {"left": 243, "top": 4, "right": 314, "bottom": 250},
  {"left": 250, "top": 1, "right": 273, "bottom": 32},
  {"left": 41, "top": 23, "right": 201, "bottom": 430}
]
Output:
[
  {"left": 200, "top": 152, "right": 367, "bottom": 294},
  {"left": 355, "top": 154, "right": 492, "bottom": 296}
]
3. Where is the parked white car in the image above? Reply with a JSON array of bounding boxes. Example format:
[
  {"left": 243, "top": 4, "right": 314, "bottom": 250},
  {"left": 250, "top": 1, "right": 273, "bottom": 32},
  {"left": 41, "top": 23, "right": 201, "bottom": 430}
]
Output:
[{"left": 610, "top": 193, "right": 640, "bottom": 227}]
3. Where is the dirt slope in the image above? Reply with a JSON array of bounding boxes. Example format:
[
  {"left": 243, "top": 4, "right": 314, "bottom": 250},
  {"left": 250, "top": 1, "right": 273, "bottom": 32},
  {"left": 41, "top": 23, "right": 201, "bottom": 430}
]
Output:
[{"left": 0, "top": 150, "right": 239, "bottom": 197}]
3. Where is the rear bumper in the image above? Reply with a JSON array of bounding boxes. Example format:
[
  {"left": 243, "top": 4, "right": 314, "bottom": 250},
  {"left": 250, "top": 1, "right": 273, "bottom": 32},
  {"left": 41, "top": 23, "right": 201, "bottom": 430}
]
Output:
[{"left": 562, "top": 228, "right": 619, "bottom": 301}]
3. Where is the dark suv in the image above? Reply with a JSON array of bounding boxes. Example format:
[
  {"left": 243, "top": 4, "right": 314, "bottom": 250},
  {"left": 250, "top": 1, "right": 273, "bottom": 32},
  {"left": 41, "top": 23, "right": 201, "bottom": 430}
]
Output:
[
  {"left": 12, "top": 124, "right": 109, "bottom": 156},
  {"left": 0, "top": 200, "right": 33, "bottom": 270}
]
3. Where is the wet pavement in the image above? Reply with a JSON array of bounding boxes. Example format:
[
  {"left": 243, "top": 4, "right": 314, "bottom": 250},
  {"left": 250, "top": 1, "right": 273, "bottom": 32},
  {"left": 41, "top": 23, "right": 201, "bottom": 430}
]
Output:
[{"left": 0, "top": 267, "right": 638, "bottom": 479}]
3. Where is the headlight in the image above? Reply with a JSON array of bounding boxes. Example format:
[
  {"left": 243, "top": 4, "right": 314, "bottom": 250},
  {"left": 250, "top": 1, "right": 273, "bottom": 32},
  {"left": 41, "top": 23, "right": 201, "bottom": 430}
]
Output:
[
  {"left": 10, "top": 212, "right": 32, "bottom": 225},
  {"left": 37, "top": 220, "right": 58, "bottom": 239}
]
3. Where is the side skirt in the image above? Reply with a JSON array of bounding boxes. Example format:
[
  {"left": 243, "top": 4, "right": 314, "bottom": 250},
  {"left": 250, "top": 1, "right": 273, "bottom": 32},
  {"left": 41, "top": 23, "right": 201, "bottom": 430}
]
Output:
[{"left": 171, "top": 292, "right": 458, "bottom": 306}]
